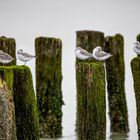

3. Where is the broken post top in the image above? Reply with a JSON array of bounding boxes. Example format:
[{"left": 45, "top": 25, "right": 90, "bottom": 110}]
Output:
[
  {"left": 35, "top": 37, "right": 62, "bottom": 59},
  {"left": 136, "top": 34, "right": 140, "bottom": 42},
  {"left": 105, "top": 33, "right": 124, "bottom": 56},
  {"left": 35, "top": 37, "right": 62, "bottom": 48}
]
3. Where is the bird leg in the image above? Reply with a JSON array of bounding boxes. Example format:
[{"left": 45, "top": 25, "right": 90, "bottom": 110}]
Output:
[{"left": 24, "top": 61, "right": 26, "bottom": 65}]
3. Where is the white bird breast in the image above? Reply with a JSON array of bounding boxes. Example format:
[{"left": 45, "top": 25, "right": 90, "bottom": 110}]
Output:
[{"left": 0, "top": 59, "right": 12, "bottom": 64}]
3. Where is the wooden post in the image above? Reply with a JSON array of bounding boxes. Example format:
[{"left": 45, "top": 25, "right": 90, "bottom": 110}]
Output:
[
  {"left": 131, "top": 57, "right": 140, "bottom": 138},
  {"left": 76, "top": 30, "right": 106, "bottom": 140},
  {"left": 0, "top": 67, "right": 16, "bottom": 140},
  {"left": 0, "top": 36, "right": 16, "bottom": 65},
  {"left": 104, "top": 34, "right": 129, "bottom": 133},
  {"left": 35, "top": 37, "right": 63, "bottom": 138},
  {"left": 76, "top": 62, "right": 106, "bottom": 140},
  {"left": 12, "top": 66, "right": 39, "bottom": 140}
]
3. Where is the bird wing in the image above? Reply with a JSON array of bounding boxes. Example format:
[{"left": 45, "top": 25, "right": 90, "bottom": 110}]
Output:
[
  {"left": 95, "top": 51, "right": 109, "bottom": 57},
  {"left": 136, "top": 43, "right": 140, "bottom": 49},
  {"left": 0, "top": 54, "right": 13, "bottom": 61},
  {"left": 80, "top": 49, "right": 92, "bottom": 57},
  {"left": 21, "top": 52, "right": 35, "bottom": 58}
]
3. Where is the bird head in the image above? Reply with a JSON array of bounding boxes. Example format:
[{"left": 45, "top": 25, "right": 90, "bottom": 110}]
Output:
[
  {"left": 93, "top": 46, "right": 102, "bottom": 54},
  {"left": 134, "top": 41, "right": 140, "bottom": 46},
  {"left": 0, "top": 50, "right": 4, "bottom": 54},
  {"left": 75, "top": 47, "right": 81, "bottom": 52},
  {"left": 17, "top": 49, "right": 23, "bottom": 53}
]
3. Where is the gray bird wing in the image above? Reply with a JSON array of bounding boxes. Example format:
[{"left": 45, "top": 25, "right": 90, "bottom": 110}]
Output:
[
  {"left": 21, "top": 52, "right": 35, "bottom": 58},
  {"left": 80, "top": 49, "right": 92, "bottom": 57},
  {"left": 136, "top": 43, "right": 140, "bottom": 49},
  {"left": 95, "top": 51, "right": 109, "bottom": 57},
  {"left": 0, "top": 53, "right": 13, "bottom": 60}
]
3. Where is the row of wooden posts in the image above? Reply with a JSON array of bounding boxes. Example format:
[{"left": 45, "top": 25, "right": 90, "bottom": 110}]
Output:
[{"left": 0, "top": 31, "right": 140, "bottom": 140}]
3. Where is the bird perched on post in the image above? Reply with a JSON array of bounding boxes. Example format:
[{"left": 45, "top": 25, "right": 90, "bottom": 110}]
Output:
[
  {"left": 92, "top": 46, "right": 112, "bottom": 61},
  {"left": 17, "top": 49, "right": 36, "bottom": 65},
  {"left": 75, "top": 47, "right": 93, "bottom": 60},
  {"left": 0, "top": 50, "right": 15, "bottom": 64},
  {"left": 133, "top": 41, "right": 140, "bottom": 54}
]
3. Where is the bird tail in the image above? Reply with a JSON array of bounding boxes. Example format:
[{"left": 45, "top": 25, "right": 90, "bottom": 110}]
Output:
[{"left": 34, "top": 56, "right": 37, "bottom": 58}]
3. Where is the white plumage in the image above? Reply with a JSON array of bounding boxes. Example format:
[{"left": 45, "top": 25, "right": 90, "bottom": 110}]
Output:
[
  {"left": 17, "top": 49, "right": 36, "bottom": 65},
  {"left": 0, "top": 50, "right": 15, "bottom": 64},
  {"left": 75, "top": 47, "right": 93, "bottom": 60},
  {"left": 92, "top": 46, "right": 112, "bottom": 61},
  {"left": 133, "top": 41, "right": 140, "bottom": 54}
]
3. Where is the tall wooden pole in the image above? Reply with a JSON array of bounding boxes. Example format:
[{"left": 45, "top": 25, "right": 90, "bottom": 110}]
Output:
[
  {"left": 35, "top": 37, "right": 63, "bottom": 138},
  {"left": 104, "top": 34, "right": 129, "bottom": 133},
  {"left": 76, "top": 30, "right": 106, "bottom": 140}
]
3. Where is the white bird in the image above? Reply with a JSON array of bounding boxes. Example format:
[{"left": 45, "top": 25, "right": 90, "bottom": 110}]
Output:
[
  {"left": 75, "top": 47, "right": 93, "bottom": 60},
  {"left": 133, "top": 41, "right": 140, "bottom": 54},
  {"left": 0, "top": 50, "right": 15, "bottom": 64},
  {"left": 92, "top": 46, "right": 112, "bottom": 61},
  {"left": 17, "top": 49, "right": 36, "bottom": 65}
]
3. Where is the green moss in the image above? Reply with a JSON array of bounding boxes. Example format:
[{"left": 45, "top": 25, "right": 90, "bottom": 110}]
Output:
[
  {"left": 131, "top": 57, "right": 140, "bottom": 137},
  {"left": 12, "top": 66, "right": 39, "bottom": 140},
  {"left": 104, "top": 34, "right": 129, "bottom": 133},
  {"left": 0, "top": 36, "right": 16, "bottom": 66},
  {"left": 0, "top": 66, "right": 16, "bottom": 140},
  {"left": 76, "top": 62, "right": 106, "bottom": 140},
  {"left": 0, "top": 66, "right": 39, "bottom": 140},
  {"left": 35, "top": 37, "right": 63, "bottom": 138},
  {"left": 0, "top": 66, "right": 13, "bottom": 90}
]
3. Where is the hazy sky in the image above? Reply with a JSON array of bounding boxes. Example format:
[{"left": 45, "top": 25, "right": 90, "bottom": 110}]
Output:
[{"left": 0, "top": 0, "right": 140, "bottom": 139}]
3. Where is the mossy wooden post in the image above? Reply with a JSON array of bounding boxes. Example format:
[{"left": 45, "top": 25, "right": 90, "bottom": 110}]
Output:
[
  {"left": 0, "top": 67, "right": 16, "bottom": 140},
  {"left": 76, "top": 30, "right": 106, "bottom": 140},
  {"left": 35, "top": 37, "right": 63, "bottom": 138},
  {"left": 131, "top": 57, "right": 140, "bottom": 138},
  {"left": 0, "top": 36, "right": 16, "bottom": 65},
  {"left": 76, "top": 62, "right": 106, "bottom": 140},
  {"left": 12, "top": 66, "right": 39, "bottom": 140},
  {"left": 104, "top": 34, "right": 129, "bottom": 133}
]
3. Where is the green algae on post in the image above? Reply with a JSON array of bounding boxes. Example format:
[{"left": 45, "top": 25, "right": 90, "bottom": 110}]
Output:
[
  {"left": 0, "top": 67, "right": 16, "bottom": 140},
  {"left": 104, "top": 34, "right": 129, "bottom": 133},
  {"left": 131, "top": 57, "right": 140, "bottom": 138},
  {"left": 76, "top": 30, "right": 106, "bottom": 140},
  {"left": 35, "top": 37, "right": 63, "bottom": 138},
  {"left": 76, "top": 62, "right": 106, "bottom": 140},
  {"left": 0, "top": 36, "right": 16, "bottom": 66},
  {"left": 12, "top": 66, "right": 39, "bottom": 140}
]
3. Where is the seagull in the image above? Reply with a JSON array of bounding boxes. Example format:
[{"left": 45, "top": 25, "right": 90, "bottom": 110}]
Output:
[
  {"left": 75, "top": 47, "right": 93, "bottom": 60},
  {"left": 0, "top": 50, "right": 15, "bottom": 64},
  {"left": 133, "top": 41, "right": 140, "bottom": 54},
  {"left": 92, "top": 46, "right": 112, "bottom": 61},
  {"left": 17, "top": 49, "right": 36, "bottom": 65}
]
